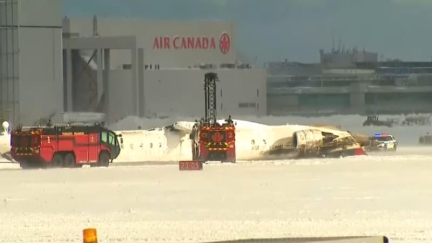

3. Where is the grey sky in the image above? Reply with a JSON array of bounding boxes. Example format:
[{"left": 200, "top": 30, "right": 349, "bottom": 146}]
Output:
[{"left": 62, "top": 0, "right": 432, "bottom": 64}]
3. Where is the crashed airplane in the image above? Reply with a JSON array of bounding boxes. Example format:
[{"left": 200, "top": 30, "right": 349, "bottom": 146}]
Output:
[{"left": 115, "top": 119, "right": 367, "bottom": 162}]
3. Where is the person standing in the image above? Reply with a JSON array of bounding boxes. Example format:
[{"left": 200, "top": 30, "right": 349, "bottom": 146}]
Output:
[{"left": 2, "top": 120, "right": 9, "bottom": 135}]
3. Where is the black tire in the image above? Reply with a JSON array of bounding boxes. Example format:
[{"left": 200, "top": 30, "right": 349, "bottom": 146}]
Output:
[
  {"left": 64, "top": 153, "right": 76, "bottom": 168},
  {"left": 98, "top": 151, "right": 110, "bottom": 167},
  {"left": 52, "top": 153, "right": 64, "bottom": 168}
]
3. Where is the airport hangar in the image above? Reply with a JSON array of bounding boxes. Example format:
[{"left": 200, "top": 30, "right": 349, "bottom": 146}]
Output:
[{"left": 0, "top": 0, "right": 266, "bottom": 126}]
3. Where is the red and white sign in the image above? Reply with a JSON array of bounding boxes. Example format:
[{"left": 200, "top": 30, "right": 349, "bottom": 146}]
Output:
[
  {"left": 179, "top": 161, "right": 203, "bottom": 171},
  {"left": 152, "top": 32, "right": 231, "bottom": 55}
]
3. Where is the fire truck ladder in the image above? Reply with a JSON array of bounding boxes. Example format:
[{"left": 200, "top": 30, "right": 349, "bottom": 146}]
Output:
[{"left": 204, "top": 72, "right": 219, "bottom": 126}]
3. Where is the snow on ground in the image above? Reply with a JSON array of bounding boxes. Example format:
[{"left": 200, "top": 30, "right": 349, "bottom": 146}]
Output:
[{"left": 1, "top": 149, "right": 432, "bottom": 243}]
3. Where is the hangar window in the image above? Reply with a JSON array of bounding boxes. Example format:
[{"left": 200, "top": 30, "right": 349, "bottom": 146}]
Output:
[
  {"left": 257, "top": 89, "right": 259, "bottom": 97},
  {"left": 238, "top": 102, "right": 257, "bottom": 108},
  {"left": 220, "top": 90, "right": 223, "bottom": 97}
]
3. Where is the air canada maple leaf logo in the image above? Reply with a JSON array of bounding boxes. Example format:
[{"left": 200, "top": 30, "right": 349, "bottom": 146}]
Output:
[
  {"left": 219, "top": 32, "right": 230, "bottom": 54},
  {"left": 212, "top": 132, "right": 224, "bottom": 142}
]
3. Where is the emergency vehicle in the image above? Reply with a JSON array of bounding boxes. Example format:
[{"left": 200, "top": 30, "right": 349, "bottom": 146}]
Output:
[
  {"left": 191, "top": 120, "right": 236, "bottom": 162},
  {"left": 190, "top": 72, "right": 236, "bottom": 163},
  {"left": 10, "top": 123, "right": 121, "bottom": 169},
  {"left": 367, "top": 133, "right": 398, "bottom": 152}
]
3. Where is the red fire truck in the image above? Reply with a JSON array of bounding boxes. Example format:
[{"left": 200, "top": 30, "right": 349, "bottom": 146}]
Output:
[
  {"left": 190, "top": 72, "right": 236, "bottom": 163},
  {"left": 10, "top": 123, "right": 121, "bottom": 169},
  {"left": 192, "top": 121, "right": 236, "bottom": 162}
]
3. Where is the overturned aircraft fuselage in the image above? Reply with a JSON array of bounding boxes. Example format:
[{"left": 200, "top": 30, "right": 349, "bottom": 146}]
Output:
[{"left": 114, "top": 119, "right": 367, "bottom": 162}]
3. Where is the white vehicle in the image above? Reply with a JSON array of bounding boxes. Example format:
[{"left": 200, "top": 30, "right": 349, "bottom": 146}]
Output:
[
  {"left": 368, "top": 133, "right": 398, "bottom": 152},
  {"left": 114, "top": 119, "right": 367, "bottom": 162}
]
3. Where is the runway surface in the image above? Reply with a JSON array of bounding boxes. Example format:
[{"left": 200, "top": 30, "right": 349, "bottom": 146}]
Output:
[{"left": 1, "top": 146, "right": 432, "bottom": 243}]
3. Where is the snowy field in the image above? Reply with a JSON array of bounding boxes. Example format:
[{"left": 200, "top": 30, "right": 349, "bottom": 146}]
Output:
[
  {"left": 2, "top": 115, "right": 432, "bottom": 243},
  {"left": 1, "top": 148, "right": 432, "bottom": 243}
]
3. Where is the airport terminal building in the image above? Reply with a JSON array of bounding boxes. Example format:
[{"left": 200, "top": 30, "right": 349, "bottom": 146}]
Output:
[
  {"left": 0, "top": 0, "right": 266, "bottom": 125},
  {"left": 266, "top": 48, "right": 432, "bottom": 116}
]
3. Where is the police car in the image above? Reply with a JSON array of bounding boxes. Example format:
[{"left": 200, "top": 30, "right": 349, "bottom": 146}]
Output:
[{"left": 368, "top": 133, "right": 398, "bottom": 152}]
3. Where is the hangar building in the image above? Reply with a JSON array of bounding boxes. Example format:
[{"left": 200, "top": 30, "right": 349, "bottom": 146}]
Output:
[
  {"left": 0, "top": 0, "right": 63, "bottom": 125},
  {"left": 63, "top": 16, "right": 266, "bottom": 124},
  {"left": 0, "top": 0, "right": 266, "bottom": 125}
]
